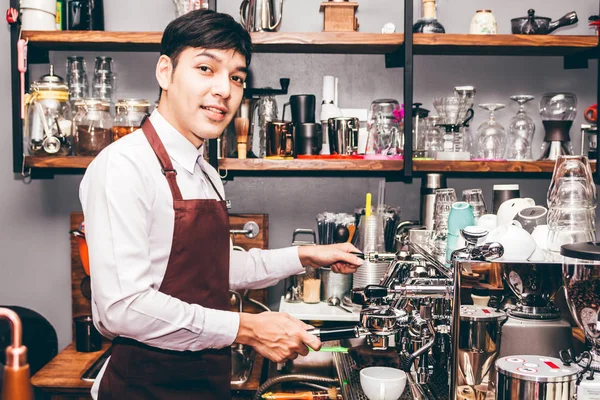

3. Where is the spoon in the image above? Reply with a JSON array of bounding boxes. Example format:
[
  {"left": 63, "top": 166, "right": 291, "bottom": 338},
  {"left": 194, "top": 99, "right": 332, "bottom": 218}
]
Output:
[{"left": 328, "top": 296, "right": 353, "bottom": 313}]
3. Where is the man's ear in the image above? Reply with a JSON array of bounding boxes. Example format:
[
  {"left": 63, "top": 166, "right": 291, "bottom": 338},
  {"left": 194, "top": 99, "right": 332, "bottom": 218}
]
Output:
[{"left": 156, "top": 55, "right": 173, "bottom": 93}]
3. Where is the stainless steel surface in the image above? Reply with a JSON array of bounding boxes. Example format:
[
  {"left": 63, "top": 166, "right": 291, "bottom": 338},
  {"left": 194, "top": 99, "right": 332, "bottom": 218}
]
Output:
[
  {"left": 239, "top": 0, "right": 283, "bottom": 32},
  {"left": 229, "top": 221, "right": 260, "bottom": 238},
  {"left": 328, "top": 296, "right": 353, "bottom": 313},
  {"left": 499, "top": 316, "right": 573, "bottom": 359},
  {"left": 422, "top": 193, "right": 436, "bottom": 230},
  {"left": 321, "top": 267, "right": 352, "bottom": 301},
  {"left": 231, "top": 344, "right": 256, "bottom": 385},
  {"left": 328, "top": 117, "right": 359, "bottom": 155},
  {"left": 496, "top": 355, "right": 579, "bottom": 383},
  {"left": 457, "top": 306, "right": 506, "bottom": 398}
]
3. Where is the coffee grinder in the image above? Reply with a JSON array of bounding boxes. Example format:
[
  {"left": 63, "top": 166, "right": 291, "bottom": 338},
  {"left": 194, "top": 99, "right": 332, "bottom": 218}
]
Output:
[
  {"left": 561, "top": 242, "right": 600, "bottom": 398},
  {"left": 498, "top": 261, "right": 573, "bottom": 359},
  {"left": 539, "top": 92, "right": 577, "bottom": 160}
]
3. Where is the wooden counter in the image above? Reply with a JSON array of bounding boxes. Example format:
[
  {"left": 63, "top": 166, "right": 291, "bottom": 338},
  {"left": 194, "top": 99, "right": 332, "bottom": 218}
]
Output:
[{"left": 31, "top": 342, "right": 265, "bottom": 400}]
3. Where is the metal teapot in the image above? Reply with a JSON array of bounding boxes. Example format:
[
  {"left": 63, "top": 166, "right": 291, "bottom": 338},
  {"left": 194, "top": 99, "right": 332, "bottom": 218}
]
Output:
[{"left": 239, "top": 0, "right": 283, "bottom": 32}]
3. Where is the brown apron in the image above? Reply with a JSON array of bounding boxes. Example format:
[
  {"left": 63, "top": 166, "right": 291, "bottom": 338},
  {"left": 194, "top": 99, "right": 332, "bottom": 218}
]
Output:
[{"left": 98, "top": 119, "right": 232, "bottom": 400}]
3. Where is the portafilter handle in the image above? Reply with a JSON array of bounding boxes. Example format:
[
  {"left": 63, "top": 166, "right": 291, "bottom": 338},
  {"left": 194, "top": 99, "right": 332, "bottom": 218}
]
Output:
[
  {"left": 471, "top": 242, "right": 504, "bottom": 261},
  {"left": 307, "top": 326, "right": 363, "bottom": 342}
]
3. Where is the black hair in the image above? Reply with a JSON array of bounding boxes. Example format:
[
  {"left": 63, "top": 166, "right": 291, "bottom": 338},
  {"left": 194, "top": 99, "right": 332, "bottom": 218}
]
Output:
[
  {"left": 158, "top": 10, "right": 252, "bottom": 100},
  {"left": 161, "top": 9, "right": 252, "bottom": 69}
]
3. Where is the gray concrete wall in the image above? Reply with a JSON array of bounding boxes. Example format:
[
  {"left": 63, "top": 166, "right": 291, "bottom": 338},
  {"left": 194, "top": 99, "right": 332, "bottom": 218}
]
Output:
[{"left": 0, "top": 0, "right": 597, "bottom": 350}]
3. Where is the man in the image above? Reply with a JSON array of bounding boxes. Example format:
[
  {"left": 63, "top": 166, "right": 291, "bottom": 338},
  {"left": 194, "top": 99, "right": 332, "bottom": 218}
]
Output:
[{"left": 79, "top": 9, "right": 363, "bottom": 400}]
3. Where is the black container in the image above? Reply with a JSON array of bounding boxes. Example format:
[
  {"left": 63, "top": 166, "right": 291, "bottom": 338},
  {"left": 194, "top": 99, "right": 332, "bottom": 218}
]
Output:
[
  {"left": 510, "top": 9, "right": 578, "bottom": 35},
  {"left": 74, "top": 315, "right": 102, "bottom": 352},
  {"left": 492, "top": 184, "right": 520, "bottom": 214},
  {"left": 294, "top": 123, "right": 322, "bottom": 156},
  {"left": 289, "top": 95, "right": 316, "bottom": 124},
  {"left": 66, "top": 0, "right": 104, "bottom": 31}
]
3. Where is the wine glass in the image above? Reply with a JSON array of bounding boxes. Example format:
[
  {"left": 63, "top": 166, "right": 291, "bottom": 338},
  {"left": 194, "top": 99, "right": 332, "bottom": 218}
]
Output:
[
  {"left": 506, "top": 95, "right": 535, "bottom": 160},
  {"left": 476, "top": 104, "right": 506, "bottom": 160}
]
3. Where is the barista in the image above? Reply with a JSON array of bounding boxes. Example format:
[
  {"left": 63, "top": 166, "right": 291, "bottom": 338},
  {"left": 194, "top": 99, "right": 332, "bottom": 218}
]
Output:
[{"left": 79, "top": 9, "right": 363, "bottom": 400}]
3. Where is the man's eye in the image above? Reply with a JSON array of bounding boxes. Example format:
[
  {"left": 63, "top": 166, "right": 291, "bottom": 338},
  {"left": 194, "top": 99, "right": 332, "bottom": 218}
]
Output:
[
  {"left": 232, "top": 76, "right": 245, "bottom": 84},
  {"left": 198, "top": 66, "right": 212, "bottom": 73}
]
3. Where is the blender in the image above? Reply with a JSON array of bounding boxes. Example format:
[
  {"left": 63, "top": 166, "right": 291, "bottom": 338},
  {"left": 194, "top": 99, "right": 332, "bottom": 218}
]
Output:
[
  {"left": 498, "top": 262, "right": 573, "bottom": 359},
  {"left": 539, "top": 93, "right": 577, "bottom": 160},
  {"left": 432, "top": 97, "right": 473, "bottom": 160}
]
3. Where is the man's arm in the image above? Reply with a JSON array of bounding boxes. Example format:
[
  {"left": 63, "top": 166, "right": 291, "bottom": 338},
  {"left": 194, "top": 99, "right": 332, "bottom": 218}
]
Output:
[
  {"left": 230, "top": 244, "right": 363, "bottom": 290},
  {"left": 81, "top": 148, "right": 238, "bottom": 352}
]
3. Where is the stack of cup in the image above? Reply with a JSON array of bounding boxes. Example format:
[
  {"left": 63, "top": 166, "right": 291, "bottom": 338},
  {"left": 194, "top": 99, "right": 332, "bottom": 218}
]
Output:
[
  {"left": 547, "top": 155, "right": 597, "bottom": 253},
  {"left": 431, "top": 188, "right": 457, "bottom": 261}
]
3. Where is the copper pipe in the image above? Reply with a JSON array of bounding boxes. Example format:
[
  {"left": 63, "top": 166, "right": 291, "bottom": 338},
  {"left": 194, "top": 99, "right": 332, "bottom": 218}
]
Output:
[{"left": 0, "top": 307, "right": 32, "bottom": 400}]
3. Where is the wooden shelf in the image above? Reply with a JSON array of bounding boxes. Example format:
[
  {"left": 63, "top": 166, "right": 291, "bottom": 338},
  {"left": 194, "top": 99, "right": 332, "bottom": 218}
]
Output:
[
  {"left": 22, "top": 31, "right": 597, "bottom": 57},
  {"left": 22, "top": 31, "right": 404, "bottom": 54},
  {"left": 25, "top": 156, "right": 597, "bottom": 175},
  {"left": 218, "top": 158, "right": 404, "bottom": 172},
  {"left": 414, "top": 34, "right": 597, "bottom": 57},
  {"left": 25, "top": 156, "right": 94, "bottom": 169}
]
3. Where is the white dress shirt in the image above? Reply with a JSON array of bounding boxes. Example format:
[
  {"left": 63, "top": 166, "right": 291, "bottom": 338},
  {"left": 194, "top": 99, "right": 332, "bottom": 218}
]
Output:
[{"left": 80, "top": 110, "right": 304, "bottom": 398}]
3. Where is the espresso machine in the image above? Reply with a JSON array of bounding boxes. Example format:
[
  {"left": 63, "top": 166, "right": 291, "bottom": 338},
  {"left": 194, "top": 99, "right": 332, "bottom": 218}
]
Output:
[
  {"left": 305, "top": 229, "right": 506, "bottom": 400},
  {"left": 497, "top": 262, "right": 573, "bottom": 359}
]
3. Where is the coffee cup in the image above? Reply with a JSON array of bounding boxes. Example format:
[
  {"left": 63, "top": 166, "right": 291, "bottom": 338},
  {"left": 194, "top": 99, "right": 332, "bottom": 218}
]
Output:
[
  {"left": 360, "top": 367, "right": 407, "bottom": 400},
  {"left": 288, "top": 94, "right": 316, "bottom": 124},
  {"left": 476, "top": 214, "right": 498, "bottom": 231},
  {"left": 492, "top": 184, "right": 520, "bottom": 214},
  {"left": 513, "top": 205, "right": 548, "bottom": 234},
  {"left": 530, "top": 224, "right": 550, "bottom": 251},
  {"left": 487, "top": 223, "right": 536, "bottom": 261},
  {"left": 496, "top": 197, "right": 535, "bottom": 227},
  {"left": 267, "top": 121, "right": 294, "bottom": 157},
  {"left": 294, "top": 123, "right": 322, "bottom": 156}
]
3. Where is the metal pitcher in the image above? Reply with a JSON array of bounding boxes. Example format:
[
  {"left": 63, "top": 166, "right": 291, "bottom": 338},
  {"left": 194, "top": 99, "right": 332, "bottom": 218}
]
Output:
[{"left": 239, "top": 0, "right": 284, "bottom": 32}]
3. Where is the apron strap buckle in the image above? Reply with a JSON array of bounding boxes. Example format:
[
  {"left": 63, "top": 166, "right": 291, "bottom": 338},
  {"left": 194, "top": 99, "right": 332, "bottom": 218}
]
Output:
[{"left": 161, "top": 168, "right": 178, "bottom": 176}]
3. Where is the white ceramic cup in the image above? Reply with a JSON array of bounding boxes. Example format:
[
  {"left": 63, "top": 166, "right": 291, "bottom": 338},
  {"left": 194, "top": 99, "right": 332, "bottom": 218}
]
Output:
[
  {"left": 530, "top": 225, "right": 550, "bottom": 251},
  {"left": 496, "top": 198, "right": 536, "bottom": 227},
  {"left": 360, "top": 367, "right": 407, "bottom": 400},
  {"left": 476, "top": 214, "right": 498, "bottom": 231},
  {"left": 486, "top": 223, "right": 536, "bottom": 261}
]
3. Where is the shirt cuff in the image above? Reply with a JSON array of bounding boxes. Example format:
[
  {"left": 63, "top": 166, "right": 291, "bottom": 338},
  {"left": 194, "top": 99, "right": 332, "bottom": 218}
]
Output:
[
  {"left": 269, "top": 246, "right": 304, "bottom": 278},
  {"left": 199, "top": 308, "right": 240, "bottom": 349}
]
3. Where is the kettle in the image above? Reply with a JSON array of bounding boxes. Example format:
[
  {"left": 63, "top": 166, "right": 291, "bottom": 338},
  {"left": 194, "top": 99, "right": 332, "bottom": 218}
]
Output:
[{"left": 239, "top": 0, "right": 283, "bottom": 32}]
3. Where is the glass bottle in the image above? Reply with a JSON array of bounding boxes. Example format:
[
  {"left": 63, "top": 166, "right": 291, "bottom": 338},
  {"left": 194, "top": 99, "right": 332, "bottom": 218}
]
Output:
[
  {"left": 506, "top": 95, "right": 535, "bottom": 160},
  {"left": 113, "top": 99, "right": 151, "bottom": 141},
  {"left": 73, "top": 99, "right": 113, "bottom": 156},
  {"left": 413, "top": 0, "right": 446, "bottom": 33}
]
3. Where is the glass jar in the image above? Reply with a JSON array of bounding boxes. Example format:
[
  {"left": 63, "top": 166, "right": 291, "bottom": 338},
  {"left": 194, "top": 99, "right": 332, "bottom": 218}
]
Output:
[
  {"left": 113, "top": 99, "right": 151, "bottom": 141},
  {"left": 73, "top": 99, "right": 113, "bottom": 156},
  {"left": 24, "top": 66, "right": 72, "bottom": 156},
  {"left": 367, "top": 99, "right": 402, "bottom": 155}
]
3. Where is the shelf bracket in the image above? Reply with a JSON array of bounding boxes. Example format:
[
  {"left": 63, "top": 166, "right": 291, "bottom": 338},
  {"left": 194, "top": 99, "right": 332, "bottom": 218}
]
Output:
[
  {"left": 384, "top": 46, "right": 405, "bottom": 68},
  {"left": 563, "top": 53, "right": 589, "bottom": 70}
]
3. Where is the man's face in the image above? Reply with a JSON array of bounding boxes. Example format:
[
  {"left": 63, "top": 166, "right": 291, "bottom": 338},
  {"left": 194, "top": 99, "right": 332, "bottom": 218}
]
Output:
[{"left": 157, "top": 47, "right": 247, "bottom": 147}]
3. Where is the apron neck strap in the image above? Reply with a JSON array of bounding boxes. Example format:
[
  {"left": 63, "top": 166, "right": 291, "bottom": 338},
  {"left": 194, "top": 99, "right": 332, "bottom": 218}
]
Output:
[{"left": 141, "top": 118, "right": 183, "bottom": 201}]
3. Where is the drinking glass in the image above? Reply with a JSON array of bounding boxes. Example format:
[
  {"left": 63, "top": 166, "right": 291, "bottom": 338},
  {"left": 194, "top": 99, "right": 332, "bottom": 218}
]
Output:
[
  {"left": 66, "top": 56, "right": 89, "bottom": 100},
  {"left": 92, "top": 57, "right": 116, "bottom": 102},
  {"left": 424, "top": 115, "right": 444, "bottom": 158},
  {"left": 506, "top": 95, "right": 535, "bottom": 160},
  {"left": 462, "top": 188, "right": 487, "bottom": 220},
  {"left": 367, "top": 99, "right": 402, "bottom": 155},
  {"left": 432, "top": 188, "right": 457, "bottom": 259},
  {"left": 476, "top": 103, "right": 506, "bottom": 160},
  {"left": 547, "top": 155, "right": 596, "bottom": 206}
]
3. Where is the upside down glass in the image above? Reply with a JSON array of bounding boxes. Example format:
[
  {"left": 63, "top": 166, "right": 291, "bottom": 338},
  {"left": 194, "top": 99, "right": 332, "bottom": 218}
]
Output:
[
  {"left": 367, "top": 99, "right": 402, "bottom": 155},
  {"left": 432, "top": 188, "right": 457, "bottom": 260},
  {"left": 476, "top": 103, "right": 506, "bottom": 160},
  {"left": 506, "top": 95, "right": 535, "bottom": 160}
]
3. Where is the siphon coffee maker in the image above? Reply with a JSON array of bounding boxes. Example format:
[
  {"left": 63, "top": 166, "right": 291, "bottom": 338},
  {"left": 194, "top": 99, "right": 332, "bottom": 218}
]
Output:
[{"left": 539, "top": 93, "right": 577, "bottom": 160}]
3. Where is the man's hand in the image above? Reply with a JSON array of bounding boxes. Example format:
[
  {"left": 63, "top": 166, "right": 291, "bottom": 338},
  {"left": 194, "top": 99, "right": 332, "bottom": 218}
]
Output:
[
  {"left": 298, "top": 243, "right": 364, "bottom": 274},
  {"left": 235, "top": 312, "right": 322, "bottom": 363}
]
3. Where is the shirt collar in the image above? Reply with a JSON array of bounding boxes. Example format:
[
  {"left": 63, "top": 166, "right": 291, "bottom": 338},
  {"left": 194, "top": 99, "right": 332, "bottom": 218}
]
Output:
[{"left": 149, "top": 110, "right": 204, "bottom": 174}]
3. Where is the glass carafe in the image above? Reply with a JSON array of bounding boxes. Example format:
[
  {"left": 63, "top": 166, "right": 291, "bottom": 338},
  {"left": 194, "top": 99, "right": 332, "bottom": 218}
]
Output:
[
  {"left": 476, "top": 103, "right": 506, "bottom": 160},
  {"left": 24, "top": 66, "right": 72, "bottom": 156},
  {"left": 424, "top": 115, "right": 444, "bottom": 158},
  {"left": 506, "top": 95, "right": 535, "bottom": 160}
]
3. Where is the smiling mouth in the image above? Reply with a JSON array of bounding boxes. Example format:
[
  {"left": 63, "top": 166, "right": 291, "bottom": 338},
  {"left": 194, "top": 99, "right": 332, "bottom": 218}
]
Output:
[{"left": 200, "top": 105, "right": 227, "bottom": 115}]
